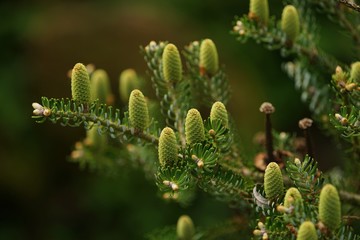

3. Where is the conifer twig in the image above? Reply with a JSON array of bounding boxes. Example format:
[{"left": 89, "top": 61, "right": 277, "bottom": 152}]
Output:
[
  {"left": 339, "top": 0, "right": 360, "bottom": 13},
  {"left": 339, "top": 190, "right": 360, "bottom": 207}
]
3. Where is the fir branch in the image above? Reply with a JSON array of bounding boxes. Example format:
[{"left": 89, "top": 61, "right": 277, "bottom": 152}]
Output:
[
  {"left": 32, "top": 97, "right": 159, "bottom": 145},
  {"left": 307, "top": 0, "right": 360, "bottom": 46},
  {"left": 141, "top": 41, "right": 192, "bottom": 147},
  {"left": 196, "top": 166, "right": 251, "bottom": 207},
  {"left": 339, "top": 0, "right": 360, "bottom": 13},
  {"left": 339, "top": 190, "right": 360, "bottom": 207}
]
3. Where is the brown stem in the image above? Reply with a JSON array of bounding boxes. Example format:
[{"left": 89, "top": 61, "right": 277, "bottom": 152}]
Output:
[
  {"left": 303, "top": 129, "right": 314, "bottom": 158},
  {"left": 265, "top": 114, "right": 275, "bottom": 163},
  {"left": 299, "top": 118, "right": 314, "bottom": 158}
]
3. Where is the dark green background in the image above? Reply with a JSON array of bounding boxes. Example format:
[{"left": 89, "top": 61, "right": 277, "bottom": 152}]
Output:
[{"left": 0, "top": 0, "right": 354, "bottom": 239}]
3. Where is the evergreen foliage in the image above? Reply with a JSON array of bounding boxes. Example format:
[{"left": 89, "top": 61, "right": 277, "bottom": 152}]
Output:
[{"left": 31, "top": 0, "right": 360, "bottom": 238}]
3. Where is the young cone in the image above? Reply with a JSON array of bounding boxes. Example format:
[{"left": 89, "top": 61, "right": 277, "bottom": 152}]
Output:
[
  {"left": 71, "top": 63, "right": 91, "bottom": 104},
  {"left": 318, "top": 184, "right": 341, "bottom": 230},
  {"left": 119, "top": 69, "right": 140, "bottom": 103},
  {"left": 177, "top": 215, "right": 195, "bottom": 240},
  {"left": 210, "top": 101, "right": 228, "bottom": 128},
  {"left": 128, "top": 89, "right": 149, "bottom": 131},
  {"left": 281, "top": 5, "right": 300, "bottom": 43},
  {"left": 162, "top": 43, "right": 182, "bottom": 83},
  {"left": 350, "top": 61, "right": 360, "bottom": 83},
  {"left": 91, "top": 69, "right": 111, "bottom": 104},
  {"left": 185, "top": 109, "right": 205, "bottom": 145},
  {"left": 249, "top": 0, "right": 269, "bottom": 25},
  {"left": 284, "top": 187, "right": 302, "bottom": 208},
  {"left": 199, "top": 39, "right": 219, "bottom": 75},
  {"left": 158, "top": 127, "right": 178, "bottom": 167},
  {"left": 297, "top": 221, "right": 318, "bottom": 240},
  {"left": 264, "top": 162, "right": 284, "bottom": 199}
]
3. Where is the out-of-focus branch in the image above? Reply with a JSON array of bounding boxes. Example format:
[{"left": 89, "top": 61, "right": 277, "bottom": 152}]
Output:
[{"left": 339, "top": 0, "right": 360, "bottom": 13}]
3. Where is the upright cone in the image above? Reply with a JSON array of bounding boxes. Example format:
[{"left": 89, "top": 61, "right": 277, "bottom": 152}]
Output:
[
  {"left": 318, "top": 184, "right": 341, "bottom": 230},
  {"left": 264, "top": 162, "right": 284, "bottom": 199},
  {"left": 297, "top": 221, "right": 318, "bottom": 240},
  {"left": 249, "top": 0, "right": 269, "bottom": 25},
  {"left": 284, "top": 187, "right": 302, "bottom": 208},
  {"left": 71, "top": 63, "right": 91, "bottom": 104},
  {"left": 177, "top": 215, "right": 195, "bottom": 240},
  {"left": 162, "top": 43, "right": 182, "bottom": 83},
  {"left": 91, "top": 69, "right": 111, "bottom": 104},
  {"left": 210, "top": 101, "right": 228, "bottom": 128},
  {"left": 185, "top": 109, "right": 205, "bottom": 145},
  {"left": 281, "top": 5, "right": 300, "bottom": 43},
  {"left": 119, "top": 69, "right": 140, "bottom": 103},
  {"left": 128, "top": 89, "right": 149, "bottom": 131},
  {"left": 158, "top": 127, "right": 178, "bottom": 167},
  {"left": 350, "top": 61, "right": 360, "bottom": 83},
  {"left": 199, "top": 39, "right": 219, "bottom": 75}
]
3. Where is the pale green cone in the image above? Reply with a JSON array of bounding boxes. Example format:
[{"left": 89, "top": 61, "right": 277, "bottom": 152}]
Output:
[
  {"left": 264, "top": 162, "right": 284, "bottom": 199},
  {"left": 297, "top": 221, "right": 318, "bottom": 240},
  {"left": 162, "top": 43, "right": 182, "bottom": 83},
  {"left": 177, "top": 215, "right": 195, "bottom": 240},
  {"left": 350, "top": 61, "right": 360, "bottom": 83},
  {"left": 119, "top": 69, "right": 140, "bottom": 103},
  {"left": 199, "top": 39, "right": 219, "bottom": 75},
  {"left": 185, "top": 109, "right": 205, "bottom": 145},
  {"left": 210, "top": 101, "right": 228, "bottom": 128},
  {"left": 71, "top": 63, "right": 91, "bottom": 104},
  {"left": 128, "top": 89, "right": 149, "bottom": 131},
  {"left": 281, "top": 5, "right": 300, "bottom": 43},
  {"left": 318, "top": 184, "right": 341, "bottom": 230},
  {"left": 284, "top": 187, "right": 302, "bottom": 208},
  {"left": 91, "top": 69, "right": 111, "bottom": 104},
  {"left": 158, "top": 127, "right": 178, "bottom": 167},
  {"left": 249, "top": 0, "right": 269, "bottom": 25}
]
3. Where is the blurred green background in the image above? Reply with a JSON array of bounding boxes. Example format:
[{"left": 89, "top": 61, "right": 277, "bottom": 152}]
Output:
[{"left": 0, "top": 0, "right": 354, "bottom": 239}]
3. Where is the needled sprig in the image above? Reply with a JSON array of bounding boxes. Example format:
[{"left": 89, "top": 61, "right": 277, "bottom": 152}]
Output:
[
  {"left": 298, "top": 118, "right": 314, "bottom": 158},
  {"left": 177, "top": 215, "right": 195, "bottom": 240},
  {"left": 350, "top": 61, "right": 360, "bottom": 83},
  {"left": 91, "top": 69, "right": 111, "bottom": 104},
  {"left": 199, "top": 39, "right": 219, "bottom": 76},
  {"left": 119, "top": 69, "right": 140, "bottom": 103},
  {"left": 185, "top": 109, "right": 205, "bottom": 145},
  {"left": 71, "top": 63, "right": 91, "bottom": 105},
  {"left": 281, "top": 5, "right": 300, "bottom": 45},
  {"left": 297, "top": 221, "right": 318, "bottom": 240},
  {"left": 129, "top": 89, "right": 149, "bottom": 131},
  {"left": 318, "top": 184, "right": 341, "bottom": 230},
  {"left": 162, "top": 43, "right": 182, "bottom": 84},
  {"left": 249, "top": 0, "right": 269, "bottom": 25},
  {"left": 259, "top": 102, "right": 275, "bottom": 163},
  {"left": 264, "top": 162, "right": 284, "bottom": 199},
  {"left": 210, "top": 101, "right": 228, "bottom": 128},
  {"left": 158, "top": 127, "right": 178, "bottom": 167}
]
